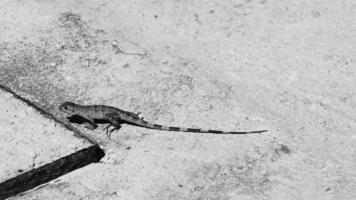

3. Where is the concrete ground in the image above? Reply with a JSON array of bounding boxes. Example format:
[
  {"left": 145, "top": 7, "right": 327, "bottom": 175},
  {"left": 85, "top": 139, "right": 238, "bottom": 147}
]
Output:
[
  {"left": 0, "top": 0, "right": 355, "bottom": 199},
  {"left": 0, "top": 88, "right": 92, "bottom": 184}
]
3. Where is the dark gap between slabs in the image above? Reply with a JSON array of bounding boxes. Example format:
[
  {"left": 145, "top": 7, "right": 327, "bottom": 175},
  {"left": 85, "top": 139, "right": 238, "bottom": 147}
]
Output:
[
  {"left": 0, "top": 84, "right": 105, "bottom": 199},
  {"left": 0, "top": 145, "right": 105, "bottom": 199}
]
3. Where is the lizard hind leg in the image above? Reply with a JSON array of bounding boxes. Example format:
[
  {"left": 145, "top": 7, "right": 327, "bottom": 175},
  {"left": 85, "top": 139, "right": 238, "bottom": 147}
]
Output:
[
  {"left": 102, "top": 124, "right": 122, "bottom": 139},
  {"left": 104, "top": 113, "right": 123, "bottom": 139},
  {"left": 103, "top": 124, "right": 114, "bottom": 135},
  {"left": 107, "top": 124, "right": 121, "bottom": 139},
  {"left": 103, "top": 123, "right": 122, "bottom": 139}
]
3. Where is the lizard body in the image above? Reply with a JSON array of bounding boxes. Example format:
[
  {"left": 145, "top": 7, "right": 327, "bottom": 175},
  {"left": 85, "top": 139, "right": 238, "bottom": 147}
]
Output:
[{"left": 59, "top": 102, "right": 267, "bottom": 137}]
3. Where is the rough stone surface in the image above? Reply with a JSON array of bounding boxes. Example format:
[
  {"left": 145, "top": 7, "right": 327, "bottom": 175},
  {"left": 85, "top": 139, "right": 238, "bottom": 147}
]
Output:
[
  {"left": 1, "top": 0, "right": 355, "bottom": 199},
  {"left": 0, "top": 89, "right": 91, "bottom": 183}
]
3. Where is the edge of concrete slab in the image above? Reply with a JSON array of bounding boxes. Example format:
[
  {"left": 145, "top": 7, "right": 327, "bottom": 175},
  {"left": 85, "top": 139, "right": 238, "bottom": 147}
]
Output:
[
  {"left": 0, "top": 145, "right": 105, "bottom": 200},
  {"left": 0, "top": 84, "right": 105, "bottom": 200},
  {"left": 0, "top": 84, "right": 98, "bottom": 145}
]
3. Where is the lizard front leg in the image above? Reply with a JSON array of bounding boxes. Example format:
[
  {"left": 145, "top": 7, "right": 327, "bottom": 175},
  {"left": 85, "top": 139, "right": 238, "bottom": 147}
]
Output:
[
  {"left": 84, "top": 122, "right": 98, "bottom": 130},
  {"left": 80, "top": 116, "right": 98, "bottom": 130}
]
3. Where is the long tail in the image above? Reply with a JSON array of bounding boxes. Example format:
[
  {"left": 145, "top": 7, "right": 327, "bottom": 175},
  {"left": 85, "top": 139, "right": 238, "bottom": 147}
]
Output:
[{"left": 137, "top": 120, "right": 267, "bottom": 134}]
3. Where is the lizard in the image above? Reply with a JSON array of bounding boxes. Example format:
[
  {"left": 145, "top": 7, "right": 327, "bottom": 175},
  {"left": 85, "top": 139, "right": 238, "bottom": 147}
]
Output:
[{"left": 59, "top": 102, "right": 267, "bottom": 138}]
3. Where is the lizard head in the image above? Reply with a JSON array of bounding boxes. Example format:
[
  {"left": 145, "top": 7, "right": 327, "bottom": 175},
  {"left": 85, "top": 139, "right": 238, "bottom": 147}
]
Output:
[{"left": 59, "top": 102, "right": 78, "bottom": 115}]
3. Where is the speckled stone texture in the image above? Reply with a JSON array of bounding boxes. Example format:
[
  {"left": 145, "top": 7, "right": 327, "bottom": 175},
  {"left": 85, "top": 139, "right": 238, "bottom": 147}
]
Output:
[{"left": 0, "top": 0, "right": 355, "bottom": 199}]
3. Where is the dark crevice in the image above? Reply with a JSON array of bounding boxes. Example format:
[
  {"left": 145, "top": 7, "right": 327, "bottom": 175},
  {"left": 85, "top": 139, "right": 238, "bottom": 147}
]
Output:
[
  {"left": 0, "top": 84, "right": 106, "bottom": 199},
  {"left": 0, "top": 145, "right": 105, "bottom": 200}
]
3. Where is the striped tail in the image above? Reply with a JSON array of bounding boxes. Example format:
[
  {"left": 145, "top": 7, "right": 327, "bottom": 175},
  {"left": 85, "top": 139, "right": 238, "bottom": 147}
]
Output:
[{"left": 139, "top": 121, "right": 267, "bottom": 134}]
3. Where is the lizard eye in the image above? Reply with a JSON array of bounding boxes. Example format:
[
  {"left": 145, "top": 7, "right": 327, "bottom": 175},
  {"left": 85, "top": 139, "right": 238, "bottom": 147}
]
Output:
[{"left": 63, "top": 106, "right": 68, "bottom": 110}]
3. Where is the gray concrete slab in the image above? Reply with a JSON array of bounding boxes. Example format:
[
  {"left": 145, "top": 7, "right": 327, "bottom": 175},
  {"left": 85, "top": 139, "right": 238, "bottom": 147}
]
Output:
[
  {"left": 0, "top": 88, "right": 94, "bottom": 194},
  {"left": 1, "top": 0, "right": 355, "bottom": 199}
]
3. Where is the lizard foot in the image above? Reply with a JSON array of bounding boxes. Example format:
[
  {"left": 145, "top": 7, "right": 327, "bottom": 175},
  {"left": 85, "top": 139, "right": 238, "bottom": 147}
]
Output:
[
  {"left": 104, "top": 112, "right": 123, "bottom": 139},
  {"left": 103, "top": 124, "right": 112, "bottom": 132},
  {"left": 106, "top": 125, "right": 121, "bottom": 139}
]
